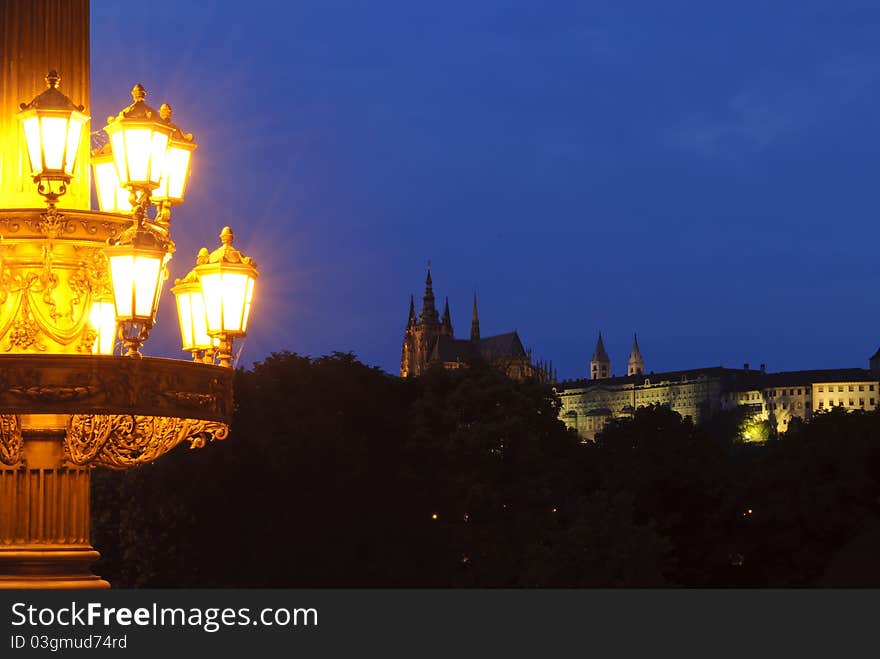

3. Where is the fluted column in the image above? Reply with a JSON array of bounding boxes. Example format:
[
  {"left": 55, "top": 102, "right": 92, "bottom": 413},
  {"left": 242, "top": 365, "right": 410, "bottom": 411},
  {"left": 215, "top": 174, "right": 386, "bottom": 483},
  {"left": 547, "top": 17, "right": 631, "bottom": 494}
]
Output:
[{"left": 0, "top": 416, "right": 108, "bottom": 589}]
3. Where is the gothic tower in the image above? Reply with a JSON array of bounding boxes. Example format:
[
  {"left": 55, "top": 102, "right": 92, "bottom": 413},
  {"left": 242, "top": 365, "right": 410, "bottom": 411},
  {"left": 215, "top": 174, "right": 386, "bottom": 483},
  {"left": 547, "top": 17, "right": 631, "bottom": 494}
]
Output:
[
  {"left": 401, "top": 266, "right": 449, "bottom": 377},
  {"left": 590, "top": 332, "right": 610, "bottom": 380},
  {"left": 627, "top": 333, "right": 644, "bottom": 376}
]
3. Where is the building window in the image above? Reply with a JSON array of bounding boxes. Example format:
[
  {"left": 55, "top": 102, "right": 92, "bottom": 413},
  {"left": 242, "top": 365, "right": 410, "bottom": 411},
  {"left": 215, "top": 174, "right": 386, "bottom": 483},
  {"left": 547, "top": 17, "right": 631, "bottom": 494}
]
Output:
[
  {"left": 839, "top": 399, "right": 844, "bottom": 406},
  {"left": 860, "top": 399, "right": 865, "bottom": 406},
  {"left": 838, "top": 386, "right": 844, "bottom": 392},
  {"left": 818, "top": 386, "right": 824, "bottom": 392},
  {"left": 790, "top": 389, "right": 794, "bottom": 395},
  {"left": 872, "top": 398, "right": 876, "bottom": 406},
  {"left": 871, "top": 385, "right": 876, "bottom": 392},
  {"left": 849, "top": 385, "right": 854, "bottom": 392},
  {"left": 859, "top": 385, "right": 865, "bottom": 392},
  {"left": 849, "top": 399, "right": 854, "bottom": 406},
  {"left": 819, "top": 401, "right": 824, "bottom": 408}
]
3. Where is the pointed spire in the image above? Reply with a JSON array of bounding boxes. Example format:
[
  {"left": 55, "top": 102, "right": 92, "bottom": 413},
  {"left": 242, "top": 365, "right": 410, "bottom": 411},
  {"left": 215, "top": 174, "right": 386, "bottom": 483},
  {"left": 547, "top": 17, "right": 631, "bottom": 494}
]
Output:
[
  {"left": 590, "top": 332, "right": 611, "bottom": 380},
  {"left": 628, "top": 333, "right": 644, "bottom": 376},
  {"left": 470, "top": 292, "right": 480, "bottom": 341},
  {"left": 441, "top": 297, "right": 452, "bottom": 333},
  {"left": 419, "top": 263, "right": 439, "bottom": 324},
  {"left": 591, "top": 332, "right": 610, "bottom": 362},
  {"left": 407, "top": 294, "right": 416, "bottom": 328}
]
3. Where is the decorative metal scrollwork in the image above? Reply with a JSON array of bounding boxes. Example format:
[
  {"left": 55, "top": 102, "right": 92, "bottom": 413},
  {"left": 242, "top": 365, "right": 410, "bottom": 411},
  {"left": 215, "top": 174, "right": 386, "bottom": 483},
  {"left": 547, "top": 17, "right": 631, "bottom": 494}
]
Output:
[
  {"left": 65, "top": 414, "right": 229, "bottom": 470},
  {"left": 0, "top": 414, "right": 23, "bottom": 466}
]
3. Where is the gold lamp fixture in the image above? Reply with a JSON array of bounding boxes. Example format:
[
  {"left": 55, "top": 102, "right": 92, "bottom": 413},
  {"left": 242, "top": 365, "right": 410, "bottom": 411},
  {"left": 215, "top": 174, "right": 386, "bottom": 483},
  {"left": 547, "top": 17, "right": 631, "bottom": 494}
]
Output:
[
  {"left": 192, "top": 226, "right": 258, "bottom": 367},
  {"left": 102, "top": 83, "right": 172, "bottom": 218},
  {"left": 152, "top": 103, "right": 196, "bottom": 226},
  {"left": 0, "top": 14, "right": 256, "bottom": 589},
  {"left": 16, "top": 70, "right": 89, "bottom": 207},
  {"left": 106, "top": 219, "right": 175, "bottom": 358}
]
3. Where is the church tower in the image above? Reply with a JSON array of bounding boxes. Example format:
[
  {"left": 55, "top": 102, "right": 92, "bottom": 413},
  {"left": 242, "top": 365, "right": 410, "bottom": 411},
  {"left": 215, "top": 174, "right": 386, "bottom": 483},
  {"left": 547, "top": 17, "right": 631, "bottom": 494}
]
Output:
[
  {"left": 590, "top": 332, "right": 610, "bottom": 380},
  {"left": 401, "top": 266, "right": 446, "bottom": 377},
  {"left": 627, "top": 333, "right": 644, "bottom": 376}
]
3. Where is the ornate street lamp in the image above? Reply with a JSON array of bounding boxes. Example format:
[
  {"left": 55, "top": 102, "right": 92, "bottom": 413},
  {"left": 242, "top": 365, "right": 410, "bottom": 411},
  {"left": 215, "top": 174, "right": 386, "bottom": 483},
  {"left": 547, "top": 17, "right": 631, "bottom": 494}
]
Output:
[
  {"left": 106, "top": 219, "right": 174, "bottom": 358},
  {"left": 171, "top": 263, "right": 214, "bottom": 362},
  {"left": 152, "top": 104, "right": 196, "bottom": 226},
  {"left": 102, "top": 83, "right": 171, "bottom": 217},
  {"left": 16, "top": 70, "right": 89, "bottom": 207},
  {"left": 194, "top": 226, "right": 258, "bottom": 367},
  {"left": 0, "top": 2, "right": 258, "bottom": 590},
  {"left": 91, "top": 143, "right": 132, "bottom": 213}
]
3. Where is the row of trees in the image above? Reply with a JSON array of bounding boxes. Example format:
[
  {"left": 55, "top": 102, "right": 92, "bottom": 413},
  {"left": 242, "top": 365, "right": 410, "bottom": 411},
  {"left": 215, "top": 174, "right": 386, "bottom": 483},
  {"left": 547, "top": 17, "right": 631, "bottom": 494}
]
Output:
[{"left": 92, "top": 352, "right": 880, "bottom": 587}]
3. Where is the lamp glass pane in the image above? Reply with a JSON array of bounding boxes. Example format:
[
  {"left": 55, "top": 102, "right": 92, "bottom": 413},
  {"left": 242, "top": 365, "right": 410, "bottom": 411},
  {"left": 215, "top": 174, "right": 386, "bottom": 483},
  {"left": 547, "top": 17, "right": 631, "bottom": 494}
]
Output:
[
  {"left": 165, "top": 146, "right": 191, "bottom": 200},
  {"left": 191, "top": 290, "right": 210, "bottom": 348},
  {"left": 109, "top": 254, "right": 162, "bottom": 320},
  {"left": 222, "top": 272, "right": 249, "bottom": 333},
  {"left": 176, "top": 291, "right": 194, "bottom": 349},
  {"left": 109, "top": 254, "right": 135, "bottom": 318},
  {"left": 134, "top": 256, "right": 162, "bottom": 318},
  {"left": 22, "top": 117, "right": 42, "bottom": 174},
  {"left": 110, "top": 131, "right": 127, "bottom": 182},
  {"left": 123, "top": 128, "right": 152, "bottom": 182},
  {"left": 149, "top": 131, "right": 169, "bottom": 185},
  {"left": 94, "top": 160, "right": 132, "bottom": 212},
  {"left": 90, "top": 301, "right": 117, "bottom": 355},
  {"left": 176, "top": 289, "right": 210, "bottom": 350},
  {"left": 241, "top": 276, "right": 255, "bottom": 332},
  {"left": 200, "top": 272, "right": 223, "bottom": 333},
  {"left": 64, "top": 115, "right": 85, "bottom": 175},
  {"left": 40, "top": 116, "right": 68, "bottom": 171}
]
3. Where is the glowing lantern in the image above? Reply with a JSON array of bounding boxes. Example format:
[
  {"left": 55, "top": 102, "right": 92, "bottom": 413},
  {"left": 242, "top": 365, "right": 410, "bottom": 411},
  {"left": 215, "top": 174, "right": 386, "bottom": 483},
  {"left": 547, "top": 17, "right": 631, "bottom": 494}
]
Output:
[
  {"left": 194, "top": 227, "right": 258, "bottom": 366},
  {"left": 153, "top": 104, "right": 196, "bottom": 213},
  {"left": 106, "top": 220, "right": 174, "bottom": 357},
  {"left": 171, "top": 267, "right": 213, "bottom": 359},
  {"left": 17, "top": 70, "right": 89, "bottom": 205},
  {"left": 103, "top": 84, "right": 171, "bottom": 197}
]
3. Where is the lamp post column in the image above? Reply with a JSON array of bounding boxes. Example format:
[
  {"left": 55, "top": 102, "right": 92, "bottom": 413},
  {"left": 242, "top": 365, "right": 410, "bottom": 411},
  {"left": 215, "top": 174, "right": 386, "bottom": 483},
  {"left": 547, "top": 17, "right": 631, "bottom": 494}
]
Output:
[{"left": 0, "top": 415, "right": 108, "bottom": 589}]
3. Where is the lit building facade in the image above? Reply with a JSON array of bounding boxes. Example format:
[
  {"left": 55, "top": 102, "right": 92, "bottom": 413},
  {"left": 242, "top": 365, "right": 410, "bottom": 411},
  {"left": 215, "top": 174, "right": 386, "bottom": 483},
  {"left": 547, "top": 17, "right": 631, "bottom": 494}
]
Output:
[{"left": 557, "top": 334, "right": 880, "bottom": 440}]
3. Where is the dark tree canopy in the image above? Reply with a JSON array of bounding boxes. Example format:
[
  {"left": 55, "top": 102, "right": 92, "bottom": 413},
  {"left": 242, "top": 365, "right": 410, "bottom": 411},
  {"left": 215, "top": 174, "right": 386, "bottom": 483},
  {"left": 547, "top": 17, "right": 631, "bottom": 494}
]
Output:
[{"left": 92, "top": 354, "right": 880, "bottom": 587}]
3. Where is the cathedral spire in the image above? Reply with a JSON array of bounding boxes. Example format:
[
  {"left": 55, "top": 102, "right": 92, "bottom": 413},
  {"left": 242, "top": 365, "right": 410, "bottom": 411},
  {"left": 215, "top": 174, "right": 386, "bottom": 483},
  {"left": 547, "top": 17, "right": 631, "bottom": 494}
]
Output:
[
  {"left": 407, "top": 294, "right": 415, "bottom": 328},
  {"left": 419, "top": 264, "right": 439, "bottom": 324},
  {"left": 470, "top": 292, "right": 480, "bottom": 341},
  {"left": 441, "top": 297, "right": 452, "bottom": 333},
  {"left": 590, "top": 332, "right": 610, "bottom": 380},
  {"left": 628, "top": 333, "right": 644, "bottom": 376}
]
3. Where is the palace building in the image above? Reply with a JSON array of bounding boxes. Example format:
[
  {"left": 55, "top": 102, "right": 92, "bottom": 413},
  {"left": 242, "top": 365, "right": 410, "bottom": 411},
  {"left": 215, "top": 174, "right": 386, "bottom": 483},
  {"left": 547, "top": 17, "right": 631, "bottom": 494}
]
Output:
[
  {"left": 557, "top": 333, "right": 880, "bottom": 440},
  {"left": 400, "top": 268, "right": 552, "bottom": 381}
]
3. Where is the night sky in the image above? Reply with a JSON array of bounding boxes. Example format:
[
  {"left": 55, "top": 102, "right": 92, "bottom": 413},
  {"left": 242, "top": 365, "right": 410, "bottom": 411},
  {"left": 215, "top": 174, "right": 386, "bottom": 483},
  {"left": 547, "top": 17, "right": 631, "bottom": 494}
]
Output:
[{"left": 91, "top": 1, "right": 880, "bottom": 379}]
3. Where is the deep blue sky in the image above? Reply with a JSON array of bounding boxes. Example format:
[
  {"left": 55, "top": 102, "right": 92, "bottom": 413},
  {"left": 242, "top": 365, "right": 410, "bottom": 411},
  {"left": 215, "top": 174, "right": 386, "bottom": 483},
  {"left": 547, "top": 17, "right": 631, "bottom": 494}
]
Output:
[{"left": 92, "top": 1, "right": 880, "bottom": 379}]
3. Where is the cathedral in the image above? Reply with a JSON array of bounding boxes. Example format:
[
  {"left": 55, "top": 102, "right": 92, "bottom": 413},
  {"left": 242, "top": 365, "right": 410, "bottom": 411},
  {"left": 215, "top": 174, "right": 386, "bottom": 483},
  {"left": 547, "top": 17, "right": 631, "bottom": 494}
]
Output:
[{"left": 400, "top": 268, "right": 551, "bottom": 381}]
